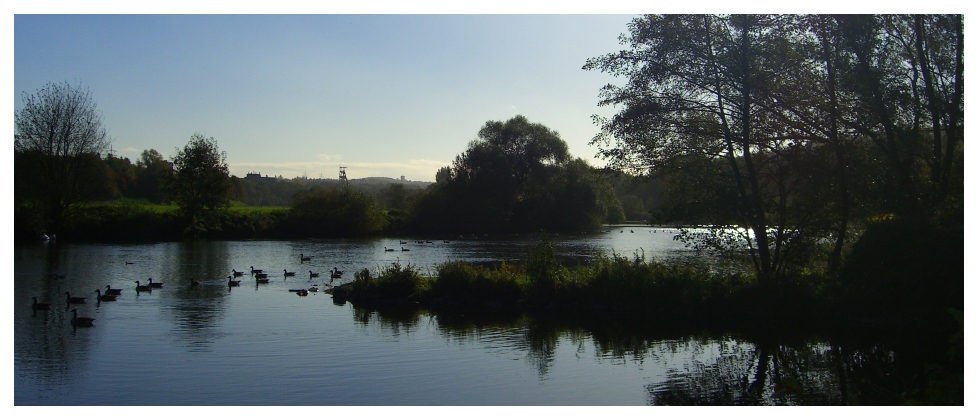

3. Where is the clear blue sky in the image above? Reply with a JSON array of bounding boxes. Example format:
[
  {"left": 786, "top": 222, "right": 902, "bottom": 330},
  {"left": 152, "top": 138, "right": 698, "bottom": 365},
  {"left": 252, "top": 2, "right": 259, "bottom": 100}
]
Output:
[{"left": 14, "top": 14, "right": 638, "bottom": 181}]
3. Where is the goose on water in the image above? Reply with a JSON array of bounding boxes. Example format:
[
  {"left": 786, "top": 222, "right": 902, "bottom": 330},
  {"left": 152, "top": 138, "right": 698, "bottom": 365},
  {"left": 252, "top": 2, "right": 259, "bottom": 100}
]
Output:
[
  {"left": 95, "top": 289, "right": 116, "bottom": 302},
  {"left": 300, "top": 253, "right": 311, "bottom": 262},
  {"left": 255, "top": 272, "right": 269, "bottom": 279},
  {"left": 231, "top": 269, "right": 244, "bottom": 277},
  {"left": 65, "top": 292, "right": 87, "bottom": 304},
  {"left": 332, "top": 267, "right": 344, "bottom": 276},
  {"left": 227, "top": 276, "right": 241, "bottom": 287},
  {"left": 308, "top": 286, "right": 319, "bottom": 292},
  {"left": 384, "top": 247, "right": 395, "bottom": 252},
  {"left": 250, "top": 266, "right": 263, "bottom": 274},
  {"left": 32, "top": 297, "right": 52, "bottom": 311},
  {"left": 70, "top": 309, "right": 95, "bottom": 328},
  {"left": 135, "top": 281, "right": 152, "bottom": 292},
  {"left": 147, "top": 278, "right": 164, "bottom": 288},
  {"left": 330, "top": 269, "right": 342, "bottom": 279},
  {"left": 309, "top": 270, "right": 320, "bottom": 278},
  {"left": 105, "top": 285, "right": 122, "bottom": 296},
  {"left": 401, "top": 247, "right": 410, "bottom": 252},
  {"left": 284, "top": 269, "right": 296, "bottom": 277},
  {"left": 256, "top": 276, "right": 270, "bottom": 284}
]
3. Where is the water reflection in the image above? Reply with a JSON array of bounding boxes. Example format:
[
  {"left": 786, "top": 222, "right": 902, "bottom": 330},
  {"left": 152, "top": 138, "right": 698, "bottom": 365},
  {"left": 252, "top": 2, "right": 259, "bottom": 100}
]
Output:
[
  {"left": 156, "top": 241, "right": 234, "bottom": 349},
  {"left": 351, "top": 303, "right": 904, "bottom": 405}
]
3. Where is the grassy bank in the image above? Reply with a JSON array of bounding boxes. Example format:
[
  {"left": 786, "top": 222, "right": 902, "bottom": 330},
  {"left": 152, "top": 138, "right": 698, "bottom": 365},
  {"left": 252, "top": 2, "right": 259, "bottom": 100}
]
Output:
[{"left": 49, "top": 201, "right": 292, "bottom": 241}]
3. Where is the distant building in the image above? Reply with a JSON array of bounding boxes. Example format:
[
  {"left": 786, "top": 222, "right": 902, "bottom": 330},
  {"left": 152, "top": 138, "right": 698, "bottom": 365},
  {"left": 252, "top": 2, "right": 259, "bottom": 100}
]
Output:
[
  {"left": 245, "top": 172, "right": 278, "bottom": 182},
  {"left": 400, "top": 175, "right": 406, "bottom": 181}
]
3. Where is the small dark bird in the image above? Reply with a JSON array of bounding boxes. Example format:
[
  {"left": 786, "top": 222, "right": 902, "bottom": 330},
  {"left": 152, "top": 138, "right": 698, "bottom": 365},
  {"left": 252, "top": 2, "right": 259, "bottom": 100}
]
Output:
[
  {"left": 384, "top": 247, "right": 394, "bottom": 252},
  {"left": 105, "top": 285, "right": 122, "bottom": 296},
  {"left": 300, "top": 253, "right": 311, "bottom": 262},
  {"left": 256, "top": 277, "right": 270, "bottom": 284},
  {"left": 232, "top": 269, "right": 244, "bottom": 277},
  {"left": 227, "top": 276, "right": 241, "bottom": 287},
  {"left": 147, "top": 278, "right": 164, "bottom": 288},
  {"left": 284, "top": 269, "right": 296, "bottom": 277},
  {"left": 190, "top": 278, "right": 202, "bottom": 288},
  {"left": 401, "top": 247, "right": 410, "bottom": 252},
  {"left": 95, "top": 289, "right": 116, "bottom": 302},
  {"left": 125, "top": 261, "right": 134, "bottom": 265},
  {"left": 309, "top": 270, "right": 320, "bottom": 278},
  {"left": 70, "top": 309, "right": 95, "bottom": 328},
  {"left": 250, "top": 266, "right": 263, "bottom": 274},
  {"left": 65, "top": 292, "right": 87, "bottom": 304},
  {"left": 32, "top": 297, "right": 52, "bottom": 311},
  {"left": 255, "top": 272, "right": 269, "bottom": 279},
  {"left": 135, "top": 281, "right": 152, "bottom": 292},
  {"left": 296, "top": 289, "right": 308, "bottom": 296}
]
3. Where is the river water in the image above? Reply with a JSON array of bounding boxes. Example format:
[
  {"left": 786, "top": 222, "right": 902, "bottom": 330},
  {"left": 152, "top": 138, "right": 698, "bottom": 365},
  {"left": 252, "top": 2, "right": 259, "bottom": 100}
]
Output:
[{"left": 14, "top": 225, "right": 890, "bottom": 405}]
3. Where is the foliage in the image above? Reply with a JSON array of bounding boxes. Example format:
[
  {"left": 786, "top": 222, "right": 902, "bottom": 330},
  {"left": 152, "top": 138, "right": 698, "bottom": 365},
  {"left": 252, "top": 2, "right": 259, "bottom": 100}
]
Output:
[
  {"left": 838, "top": 217, "right": 963, "bottom": 327},
  {"left": 431, "top": 261, "right": 527, "bottom": 308},
  {"left": 14, "top": 81, "right": 111, "bottom": 232},
  {"left": 348, "top": 262, "right": 431, "bottom": 303},
  {"left": 170, "top": 134, "right": 232, "bottom": 235},
  {"left": 290, "top": 186, "right": 386, "bottom": 237},
  {"left": 583, "top": 14, "right": 964, "bottom": 281},
  {"left": 132, "top": 149, "right": 174, "bottom": 203},
  {"left": 411, "top": 115, "right": 624, "bottom": 233}
]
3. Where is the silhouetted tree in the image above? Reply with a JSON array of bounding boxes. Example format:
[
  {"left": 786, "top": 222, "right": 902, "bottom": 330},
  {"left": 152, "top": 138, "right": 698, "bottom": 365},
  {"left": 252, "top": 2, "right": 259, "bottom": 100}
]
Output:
[
  {"left": 412, "top": 115, "right": 622, "bottom": 233},
  {"left": 132, "top": 149, "right": 173, "bottom": 203},
  {"left": 170, "top": 134, "right": 231, "bottom": 235},
  {"left": 14, "top": 81, "right": 110, "bottom": 233}
]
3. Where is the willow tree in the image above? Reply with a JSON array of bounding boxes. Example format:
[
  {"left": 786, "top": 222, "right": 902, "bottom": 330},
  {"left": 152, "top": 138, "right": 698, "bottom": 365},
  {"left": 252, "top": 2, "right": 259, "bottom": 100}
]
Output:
[{"left": 14, "top": 81, "right": 111, "bottom": 233}]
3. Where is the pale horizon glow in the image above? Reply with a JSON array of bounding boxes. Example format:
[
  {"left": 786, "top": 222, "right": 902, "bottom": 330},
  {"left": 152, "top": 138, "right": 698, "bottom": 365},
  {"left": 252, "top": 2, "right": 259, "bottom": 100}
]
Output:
[{"left": 14, "top": 14, "right": 639, "bottom": 182}]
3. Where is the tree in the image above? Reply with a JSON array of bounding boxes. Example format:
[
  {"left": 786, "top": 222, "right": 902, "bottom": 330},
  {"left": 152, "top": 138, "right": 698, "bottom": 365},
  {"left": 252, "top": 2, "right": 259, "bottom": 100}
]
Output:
[
  {"left": 170, "top": 134, "right": 231, "bottom": 234},
  {"left": 133, "top": 149, "right": 173, "bottom": 203},
  {"left": 412, "top": 115, "right": 622, "bottom": 233},
  {"left": 584, "top": 14, "right": 963, "bottom": 280},
  {"left": 14, "top": 81, "right": 110, "bottom": 233},
  {"left": 291, "top": 186, "right": 385, "bottom": 237}
]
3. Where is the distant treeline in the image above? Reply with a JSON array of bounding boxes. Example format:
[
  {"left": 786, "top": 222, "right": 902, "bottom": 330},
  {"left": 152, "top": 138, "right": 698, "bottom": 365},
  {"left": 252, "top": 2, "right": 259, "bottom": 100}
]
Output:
[{"left": 15, "top": 116, "right": 656, "bottom": 241}]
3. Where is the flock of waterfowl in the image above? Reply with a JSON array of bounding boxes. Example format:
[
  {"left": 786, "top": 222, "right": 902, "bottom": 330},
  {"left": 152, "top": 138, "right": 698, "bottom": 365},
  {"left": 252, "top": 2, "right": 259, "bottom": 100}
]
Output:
[{"left": 29, "top": 253, "right": 347, "bottom": 329}]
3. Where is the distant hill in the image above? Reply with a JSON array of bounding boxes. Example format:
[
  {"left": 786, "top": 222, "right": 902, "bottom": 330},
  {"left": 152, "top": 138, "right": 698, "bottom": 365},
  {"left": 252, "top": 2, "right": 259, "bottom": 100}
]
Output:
[{"left": 233, "top": 174, "right": 432, "bottom": 207}]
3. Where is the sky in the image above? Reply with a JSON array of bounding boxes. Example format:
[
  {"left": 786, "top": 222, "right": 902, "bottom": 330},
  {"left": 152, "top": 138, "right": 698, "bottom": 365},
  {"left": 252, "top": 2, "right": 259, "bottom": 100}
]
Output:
[{"left": 13, "top": 12, "right": 639, "bottom": 182}]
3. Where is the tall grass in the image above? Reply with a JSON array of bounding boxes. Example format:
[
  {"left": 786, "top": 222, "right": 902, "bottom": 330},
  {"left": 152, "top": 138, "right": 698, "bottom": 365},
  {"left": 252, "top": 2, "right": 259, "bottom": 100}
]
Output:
[{"left": 343, "top": 241, "right": 794, "bottom": 325}]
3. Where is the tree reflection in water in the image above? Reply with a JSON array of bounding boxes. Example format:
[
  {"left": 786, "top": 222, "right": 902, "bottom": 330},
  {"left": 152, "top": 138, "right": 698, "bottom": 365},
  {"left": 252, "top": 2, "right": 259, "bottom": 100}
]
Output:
[{"left": 351, "top": 304, "right": 910, "bottom": 405}]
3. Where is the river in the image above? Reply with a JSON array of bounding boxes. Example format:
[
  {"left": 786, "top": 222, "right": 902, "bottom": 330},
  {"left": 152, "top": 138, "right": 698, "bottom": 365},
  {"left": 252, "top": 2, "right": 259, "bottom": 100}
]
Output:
[{"left": 14, "top": 225, "right": 895, "bottom": 405}]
